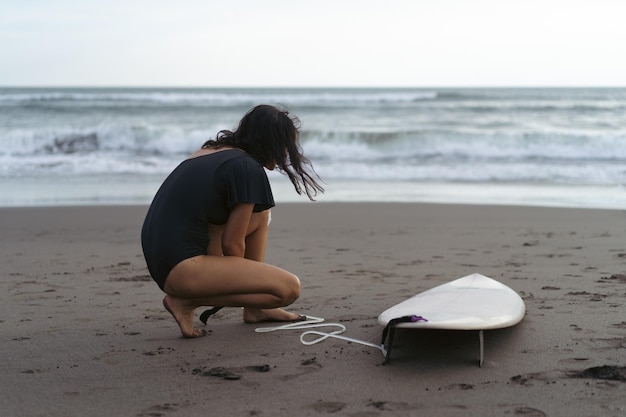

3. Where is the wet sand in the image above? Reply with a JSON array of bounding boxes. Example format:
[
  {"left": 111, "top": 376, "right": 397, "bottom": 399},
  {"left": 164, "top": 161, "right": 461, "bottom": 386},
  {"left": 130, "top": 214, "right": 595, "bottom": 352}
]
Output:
[{"left": 1, "top": 203, "right": 625, "bottom": 417}]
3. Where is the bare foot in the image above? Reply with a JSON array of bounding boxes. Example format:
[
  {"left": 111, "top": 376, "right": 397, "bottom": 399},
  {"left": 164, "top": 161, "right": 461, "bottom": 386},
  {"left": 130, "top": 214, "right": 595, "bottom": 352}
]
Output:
[
  {"left": 243, "top": 307, "right": 305, "bottom": 323},
  {"left": 163, "top": 295, "right": 207, "bottom": 338}
]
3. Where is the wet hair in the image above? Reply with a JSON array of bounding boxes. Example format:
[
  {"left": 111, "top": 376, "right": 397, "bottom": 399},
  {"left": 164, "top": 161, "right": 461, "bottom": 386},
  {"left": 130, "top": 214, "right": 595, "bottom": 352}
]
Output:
[{"left": 202, "top": 104, "right": 324, "bottom": 200}]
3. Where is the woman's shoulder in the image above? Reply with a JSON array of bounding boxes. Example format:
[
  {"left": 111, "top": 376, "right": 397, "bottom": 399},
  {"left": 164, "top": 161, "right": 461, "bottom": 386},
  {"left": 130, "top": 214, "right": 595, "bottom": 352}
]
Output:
[{"left": 187, "top": 146, "right": 245, "bottom": 160}]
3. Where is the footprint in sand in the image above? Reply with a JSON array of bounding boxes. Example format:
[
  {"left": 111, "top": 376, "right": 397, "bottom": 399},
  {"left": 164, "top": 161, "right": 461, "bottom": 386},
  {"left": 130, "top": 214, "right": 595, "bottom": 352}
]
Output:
[
  {"left": 309, "top": 401, "right": 347, "bottom": 413},
  {"left": 514, "top": 407, "right": 546, "bottom": 417},
  {"left": 135, "top": 402, "right": 181, "bottom": 417},
  {"left": 571, "top": 365, "right": 626, "bottom": 382}
]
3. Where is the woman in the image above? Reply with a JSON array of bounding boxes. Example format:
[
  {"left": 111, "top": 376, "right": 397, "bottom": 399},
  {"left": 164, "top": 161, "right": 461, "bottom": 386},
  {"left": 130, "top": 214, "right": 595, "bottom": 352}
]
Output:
[{"left": 141, "top": 105, "right": 323, "bottom": 338}]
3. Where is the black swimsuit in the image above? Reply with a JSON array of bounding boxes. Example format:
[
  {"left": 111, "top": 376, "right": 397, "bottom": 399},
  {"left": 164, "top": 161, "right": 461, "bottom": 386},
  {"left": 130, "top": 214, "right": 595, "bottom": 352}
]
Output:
[{"left": 141, "top": 149, "right": 275, "bottom": 290}]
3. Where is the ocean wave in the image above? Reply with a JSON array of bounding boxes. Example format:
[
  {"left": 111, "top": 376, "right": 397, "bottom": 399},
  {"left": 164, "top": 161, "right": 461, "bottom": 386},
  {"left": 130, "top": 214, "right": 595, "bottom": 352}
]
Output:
[
  {"left": 0, "top": 88, "right": 438, "bottom": 107},
  {"left": 4, "top": 121, "right": 625, "bottom": 163},
  {"left": 436, "top": 87, "right": 626, "bottom": 100},
  {"left": 2, "top": 133, "right": 624, "bottom": 187},
  {"left": 3, "top": 124, "right": 208, "bottom": 157},
  {"left": 2, "top": 151, "right": 622, "bottom": 185},
  {"left": 2, "top": 87, "right": 625, "bottom": 188},
  {"left": 5, "top": 91, "right": 625, "bottom": 113},
  {"left": 304, "top": 160, "right": 624, "bottom": 184},
  {"left": 301, "top": 131, "right": 626, "bottom": 162}
]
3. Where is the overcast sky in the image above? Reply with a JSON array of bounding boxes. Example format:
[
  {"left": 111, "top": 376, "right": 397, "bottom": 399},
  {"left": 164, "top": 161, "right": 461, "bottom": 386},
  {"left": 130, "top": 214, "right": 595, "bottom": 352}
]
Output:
[{"left": 2, "top": 0, "right": 626, "bottom": 87}]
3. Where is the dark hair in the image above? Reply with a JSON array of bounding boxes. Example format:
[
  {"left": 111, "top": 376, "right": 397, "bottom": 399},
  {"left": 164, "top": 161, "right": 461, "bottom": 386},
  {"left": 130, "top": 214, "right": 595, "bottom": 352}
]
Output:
[{"left": 202, "top": 104, "right": 324, "bottom": 200}]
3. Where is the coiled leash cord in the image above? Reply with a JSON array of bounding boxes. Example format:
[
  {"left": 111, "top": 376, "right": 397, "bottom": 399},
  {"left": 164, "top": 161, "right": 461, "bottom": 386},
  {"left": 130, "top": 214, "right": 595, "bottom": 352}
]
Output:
[{"left": 254, "top": 315, "right": 385, "bottom": 353}]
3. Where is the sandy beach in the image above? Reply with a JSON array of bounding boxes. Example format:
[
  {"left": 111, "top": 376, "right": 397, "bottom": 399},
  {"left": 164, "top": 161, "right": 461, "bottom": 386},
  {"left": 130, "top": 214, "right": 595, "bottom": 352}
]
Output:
[{"left": 1, "top": 202, "right": 625, "bottom": 417}]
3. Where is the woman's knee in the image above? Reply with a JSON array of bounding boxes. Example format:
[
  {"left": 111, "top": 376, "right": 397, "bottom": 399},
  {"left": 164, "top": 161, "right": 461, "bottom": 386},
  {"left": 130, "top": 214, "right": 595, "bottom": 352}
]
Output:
[{"left": 278, "top": 272, "right": 300, "bottom": 305}]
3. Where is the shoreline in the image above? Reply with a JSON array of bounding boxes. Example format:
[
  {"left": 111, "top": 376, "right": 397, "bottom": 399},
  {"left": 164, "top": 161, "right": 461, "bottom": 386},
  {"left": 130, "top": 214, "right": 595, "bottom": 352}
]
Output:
[
  {"left": 2, "top": 203, "right": 625, "bottom": 416},
  {"left": 2, "top": 174, "right": 626, "bottom": 210}
]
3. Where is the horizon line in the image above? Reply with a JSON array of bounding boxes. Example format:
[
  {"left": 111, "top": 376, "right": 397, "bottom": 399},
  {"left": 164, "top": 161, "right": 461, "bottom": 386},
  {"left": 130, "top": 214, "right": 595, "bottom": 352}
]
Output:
[{"left": 1, "top": 84, "right": 626, "bottom": 89}]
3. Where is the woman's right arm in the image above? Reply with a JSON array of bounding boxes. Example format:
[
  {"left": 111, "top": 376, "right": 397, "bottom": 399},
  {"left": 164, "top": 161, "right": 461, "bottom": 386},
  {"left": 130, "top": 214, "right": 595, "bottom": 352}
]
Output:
[{"left": 221, "top": 203, "right": 254, "bottom": 257}]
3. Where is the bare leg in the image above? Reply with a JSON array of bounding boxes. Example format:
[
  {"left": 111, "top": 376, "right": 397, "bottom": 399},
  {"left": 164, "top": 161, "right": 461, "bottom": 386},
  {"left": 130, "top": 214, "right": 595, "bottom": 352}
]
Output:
[
  {"left": 207, "top": 210, "right": 301, "bottom": 323},
  {"left": 162, "top": 210, "right": 301, "bottom": 338},
  {"left": 240, "top": 210, "right": 301, "bottom": 323}
]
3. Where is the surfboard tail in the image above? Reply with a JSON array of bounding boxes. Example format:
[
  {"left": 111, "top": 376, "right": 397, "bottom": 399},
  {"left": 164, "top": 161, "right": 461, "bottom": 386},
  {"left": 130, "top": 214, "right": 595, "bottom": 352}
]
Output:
[{"left": 381, "top": 315, "right": 428, "bottom": 364}]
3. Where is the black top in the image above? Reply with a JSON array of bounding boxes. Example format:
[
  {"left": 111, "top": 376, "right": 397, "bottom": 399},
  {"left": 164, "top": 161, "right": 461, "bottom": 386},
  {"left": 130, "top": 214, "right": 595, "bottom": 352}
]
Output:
[{"left": 141, "top": 149, "right": 275, "bottom": 290}]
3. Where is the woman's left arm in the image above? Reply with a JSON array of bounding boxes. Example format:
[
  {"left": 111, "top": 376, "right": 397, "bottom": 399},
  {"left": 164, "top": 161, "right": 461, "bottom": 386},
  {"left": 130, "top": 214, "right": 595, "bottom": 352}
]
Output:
[{"left": 221, "top": 203, "right": 254, "bottom": 257}]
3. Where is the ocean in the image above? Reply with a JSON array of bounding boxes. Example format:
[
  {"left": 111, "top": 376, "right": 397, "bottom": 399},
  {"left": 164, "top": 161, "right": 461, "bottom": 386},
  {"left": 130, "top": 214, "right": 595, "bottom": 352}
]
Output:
[{"left": 1, "top": 87, "right": 625, "bottom": 209}]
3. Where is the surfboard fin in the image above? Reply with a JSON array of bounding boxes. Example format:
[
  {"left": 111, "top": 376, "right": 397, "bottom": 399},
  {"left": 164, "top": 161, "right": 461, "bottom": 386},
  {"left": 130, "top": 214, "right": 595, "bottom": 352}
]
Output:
[
  {"left": 478, "top": 330, "right": 484, "bottom": 367},
  {"left": 381, "top": 315, "right": 428, "bottom": 365}
]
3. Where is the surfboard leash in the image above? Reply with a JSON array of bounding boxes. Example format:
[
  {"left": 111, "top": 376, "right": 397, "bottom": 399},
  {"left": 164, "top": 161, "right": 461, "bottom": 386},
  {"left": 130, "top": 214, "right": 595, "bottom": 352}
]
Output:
[
  {"left": 254, "top": 314, "right": 427, "bottom": 364},
  {"left": 199, "top": 306, "right": 223, "bottom": 324}
]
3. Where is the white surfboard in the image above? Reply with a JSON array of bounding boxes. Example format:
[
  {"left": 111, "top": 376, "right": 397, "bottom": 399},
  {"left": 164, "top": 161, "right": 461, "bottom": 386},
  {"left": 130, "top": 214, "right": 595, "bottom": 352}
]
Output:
[{"left": 377, "top": 273, "right": 525, "bottom": 366}]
